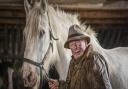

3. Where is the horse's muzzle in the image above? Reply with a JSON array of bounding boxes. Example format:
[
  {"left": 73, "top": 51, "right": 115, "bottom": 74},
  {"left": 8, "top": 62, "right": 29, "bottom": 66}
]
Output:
[
  {"left": 22, "top": 67, "right": 37, "bottom": 88},
  {"left": 23, "top": 71, "right": 37, "bottom": 87}
]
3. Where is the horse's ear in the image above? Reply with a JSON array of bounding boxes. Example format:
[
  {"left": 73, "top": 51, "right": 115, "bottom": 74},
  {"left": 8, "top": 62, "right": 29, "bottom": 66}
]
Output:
[
  {"left": 40, "top": 0, "right": 48, "bottom": 12},
  {"left": 24, "top": 0, "right": 32, "bottom": 14}
]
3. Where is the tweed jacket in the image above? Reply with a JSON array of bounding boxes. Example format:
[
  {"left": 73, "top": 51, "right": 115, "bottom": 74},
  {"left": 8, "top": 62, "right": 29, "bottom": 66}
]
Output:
[{"left": 59, "top": 46, "right": 112, "bottom": 89}]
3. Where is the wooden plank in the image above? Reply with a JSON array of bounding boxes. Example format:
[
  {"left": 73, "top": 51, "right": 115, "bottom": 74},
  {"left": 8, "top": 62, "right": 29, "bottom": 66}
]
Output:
[
  {"left": 0, "top": 4, "right": 24, "bottom": 10},
  {"left": 49, "top": 0, "right": 104, "bottom": 4},
  {"left": 0, "top": 0, "right": 23, "bottom": 4},
  {"left": 0, "top": 24, "right": 24, "bottom": 29},
  {"left": 54, "top": 3, "right": 128, "bottom": 10},
  {"left": 0, "top": 0, "right": 126, "bottom": 5},
  {"left": 49, "top": 0, "right": 128, "bottom": 5},
  {"left": 0, "top": 18, "right": 25, "bottom": 25},
  {"left": 69, "top": 10, "right": 128, "bottom": 19},
  {"left": 92, "top": 24, "right": 128, "bottom": 31},
  {"left": 0, "top": 0, "right": 105, "bottom": 4},
  {"left": 82, "top": 18, "right": 128, "bottom": 24},
  {"left": 0, "top": 10, "right": 25, "bottom": 18}
]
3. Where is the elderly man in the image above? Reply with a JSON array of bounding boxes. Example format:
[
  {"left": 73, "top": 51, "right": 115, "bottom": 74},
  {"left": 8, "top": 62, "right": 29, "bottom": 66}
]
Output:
[{"left": 49, "top": 25, "right": 112, "bottom": 89}]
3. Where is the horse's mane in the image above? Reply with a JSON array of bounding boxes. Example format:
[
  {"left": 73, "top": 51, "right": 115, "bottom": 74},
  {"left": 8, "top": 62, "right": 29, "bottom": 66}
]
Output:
[
  {"left": 48, "top": 6, "right": 80, "bottom": 43},
  {"left": 48, "top": 6, "right": 104, "bottom": 54},
  {"left": 85, "top": 26, "right": 105, "bottom": 53},
  {"left": 24, "top": 7, "right": 42, "bottom": 42}
]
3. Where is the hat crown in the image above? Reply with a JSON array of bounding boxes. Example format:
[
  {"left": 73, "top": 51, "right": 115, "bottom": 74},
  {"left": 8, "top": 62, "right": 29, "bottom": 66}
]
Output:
[{"left": 68, "top": 24, "right": 83, "bottom": 38}]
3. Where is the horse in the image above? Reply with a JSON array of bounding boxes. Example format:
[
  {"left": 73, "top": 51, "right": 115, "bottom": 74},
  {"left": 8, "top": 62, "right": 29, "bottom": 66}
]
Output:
[{"left": 21, "top": 0, "right": 128, "bottom": 89}]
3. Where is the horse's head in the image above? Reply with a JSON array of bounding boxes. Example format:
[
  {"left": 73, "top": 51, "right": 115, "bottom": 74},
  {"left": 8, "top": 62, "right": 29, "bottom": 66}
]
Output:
[{"left": 22, "top": 0, "right": 51, "bottom": 88}]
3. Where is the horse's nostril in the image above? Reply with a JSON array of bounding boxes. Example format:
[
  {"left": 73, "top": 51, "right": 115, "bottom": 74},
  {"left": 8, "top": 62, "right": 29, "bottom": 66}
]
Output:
[
  {"left": 23, "top": 71, "right": 37, "bottom": 87},
  {"left": 28, "top": 73, "right": 31, "bottom": 82}
]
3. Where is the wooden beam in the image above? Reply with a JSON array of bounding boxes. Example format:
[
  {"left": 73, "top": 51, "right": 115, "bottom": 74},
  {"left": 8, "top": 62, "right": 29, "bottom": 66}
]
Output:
[
  {"left": 0, "top": 10, "right": 25, "bottom": 18},
  {"left": 0, "top": 18, "right": 25, "bottom": 25},
  {"left": 0, "top": 3, "right": 24, "bottom": 10},
  {"left": 53, "top": 2, "right": 128, "bottom": 10},
  {"left": 49, "top": 0, "right": 104, "bottom": 4},
  {"left": 0, "top": 0, "right": 105, "bottom": 5},
  {"left": 78, "top": 10, "right": 128, "bottom": 19},
  {"left": 82, "top": 18, "right": 128, "bottom": 24},
  {"left": 0, "top": 0, "right": 22, "bottom": 3}
]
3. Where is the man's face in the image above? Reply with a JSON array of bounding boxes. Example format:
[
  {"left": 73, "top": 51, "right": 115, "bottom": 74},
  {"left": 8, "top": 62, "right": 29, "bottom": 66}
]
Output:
[{"left": 69, "top": 39, "right": 88, "bottom": 60}]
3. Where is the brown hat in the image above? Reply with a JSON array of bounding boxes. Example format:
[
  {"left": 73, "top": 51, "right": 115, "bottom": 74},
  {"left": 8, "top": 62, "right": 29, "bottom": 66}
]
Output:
[{"left": 64, "top": 24, "right": 90, "bottom": 49}]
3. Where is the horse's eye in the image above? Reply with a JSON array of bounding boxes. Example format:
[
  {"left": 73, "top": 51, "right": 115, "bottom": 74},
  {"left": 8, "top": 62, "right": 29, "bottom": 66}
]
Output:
[{"left": 39, "top": 30, "right": 45, "bottom": 39}]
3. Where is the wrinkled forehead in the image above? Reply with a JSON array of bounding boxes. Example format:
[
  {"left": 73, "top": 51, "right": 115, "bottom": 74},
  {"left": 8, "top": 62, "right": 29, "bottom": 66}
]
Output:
[{"left": 69, "top": 39, "right": 86, "bottom": 45}]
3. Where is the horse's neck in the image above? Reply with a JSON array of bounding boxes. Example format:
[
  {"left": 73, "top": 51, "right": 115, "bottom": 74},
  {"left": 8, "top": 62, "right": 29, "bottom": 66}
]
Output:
[
  {"left": 47, "top": 6, "right": 77, "bottom": 80},
  {"left": 48, "top": 5, "right": 80, "bottom": 41}
]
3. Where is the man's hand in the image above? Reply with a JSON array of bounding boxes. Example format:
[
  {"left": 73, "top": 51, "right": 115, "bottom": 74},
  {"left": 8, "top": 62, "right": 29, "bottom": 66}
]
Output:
[{"left": 48, "top": 79, "right": 59, "bottom": 89}]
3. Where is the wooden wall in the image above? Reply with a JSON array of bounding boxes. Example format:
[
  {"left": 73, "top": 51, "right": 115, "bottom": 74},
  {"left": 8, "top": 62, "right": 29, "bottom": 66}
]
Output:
[{"left": 0, "top": 0, "right": 128, "bottom": 58}]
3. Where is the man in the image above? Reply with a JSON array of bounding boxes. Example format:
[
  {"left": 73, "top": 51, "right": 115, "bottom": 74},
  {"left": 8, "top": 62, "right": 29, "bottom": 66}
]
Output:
[{"left": 48, "top": 25, "right": 112, "bottom": 89}]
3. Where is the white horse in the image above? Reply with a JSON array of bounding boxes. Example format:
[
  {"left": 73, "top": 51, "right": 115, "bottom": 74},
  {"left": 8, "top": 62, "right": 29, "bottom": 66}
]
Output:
[{"left": 21, "top": 0, "right": 128, "bottom": 89}]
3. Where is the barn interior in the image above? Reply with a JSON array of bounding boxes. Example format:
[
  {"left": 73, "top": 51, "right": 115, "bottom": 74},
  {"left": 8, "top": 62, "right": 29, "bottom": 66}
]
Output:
[{"left": 0, "top": 0, "right": 128, "bottom": 89}]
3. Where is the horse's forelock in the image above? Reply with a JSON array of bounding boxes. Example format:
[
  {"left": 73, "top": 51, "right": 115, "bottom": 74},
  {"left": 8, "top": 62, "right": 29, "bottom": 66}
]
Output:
[
  {"left": 23, "top": 7, "right": 48, "bottom": 60},
  {"left": 24, "top": 8, "right": 43, "bottom": 45}
]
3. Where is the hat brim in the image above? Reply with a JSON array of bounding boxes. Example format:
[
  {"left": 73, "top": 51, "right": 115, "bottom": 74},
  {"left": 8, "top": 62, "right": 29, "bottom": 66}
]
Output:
[{"left": 64, "top": 35, "right": 90, "bottom": 49}]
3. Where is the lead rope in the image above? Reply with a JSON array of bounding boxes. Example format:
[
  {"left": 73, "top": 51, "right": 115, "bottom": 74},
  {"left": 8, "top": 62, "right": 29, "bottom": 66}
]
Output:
[
  {"left": 39, "top": 40, "right": 51, "bottom": 89},
  {"left": 39, "top": 2, "right": 59, "bottom": 88}
]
